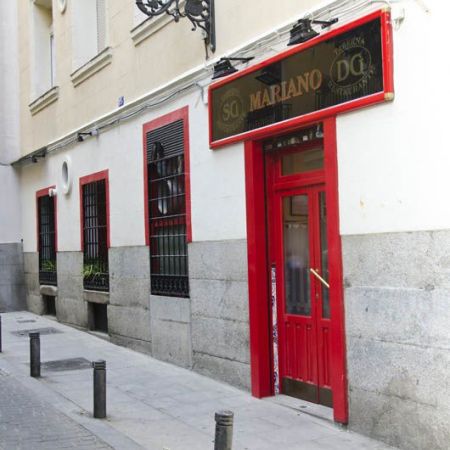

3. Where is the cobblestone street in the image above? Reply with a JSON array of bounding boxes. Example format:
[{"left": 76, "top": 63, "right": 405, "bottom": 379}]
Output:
[{"left": 0, "top": 368, "right": 111, "bottom": 450}]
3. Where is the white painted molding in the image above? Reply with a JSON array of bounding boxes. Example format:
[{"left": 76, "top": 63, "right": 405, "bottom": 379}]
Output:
[
  {"left": 29, "top": 86, "right": 59, "bottom": 115},
  {"left": 130, "top": 1, "right": 186, "bottom": 46},
  {"left": 70, "top": 47, "right": 113, "bottom": 87}
]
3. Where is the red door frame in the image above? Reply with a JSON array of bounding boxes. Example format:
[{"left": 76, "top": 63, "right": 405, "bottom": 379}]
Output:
[{"left": 245, "top": 117, "right": 348, "bottom": 423}]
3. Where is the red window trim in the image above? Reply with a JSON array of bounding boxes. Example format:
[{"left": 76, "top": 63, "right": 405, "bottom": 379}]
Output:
[
  {"left": 36, "top": 185, "right": 58, "bottom": 253},
  {"left": 209, "top": 9, "right": 394, "bottom": 149},
  {"left": 79, "top": 170, "right": 110, "bottom": 250},
  {"left": 142, "top": 105, "right": 192, "bottom": 245}
]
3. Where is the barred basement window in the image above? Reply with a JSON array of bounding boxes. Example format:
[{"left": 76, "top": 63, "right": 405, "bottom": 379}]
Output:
[
  {"left": 38, "top": 195, "right": 57, "bottom": 286},
  {"left": 147, "top": 119, "right": 189, "bottom": 298},
  {"left": 82, "top": 179, "right": 109, "bottom": 292}
]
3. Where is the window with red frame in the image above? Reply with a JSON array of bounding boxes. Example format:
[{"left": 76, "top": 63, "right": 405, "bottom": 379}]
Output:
[
  {"left": 38, "top": 195, "right": 57, "bottom": 286},
  {"left": 82, "top": 179, "right": 109, "bottom": 292},
  {"left": 146, "top": 119, "right": 189, "bottom": 298}
]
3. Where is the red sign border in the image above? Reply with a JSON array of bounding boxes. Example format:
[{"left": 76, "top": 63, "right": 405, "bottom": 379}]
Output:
[{"left": 208, "top": 8, "right": 394, "bottom": 149}]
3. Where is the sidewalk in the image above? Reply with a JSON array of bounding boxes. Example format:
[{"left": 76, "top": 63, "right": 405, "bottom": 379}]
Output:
[{"left": 0, "top": 312, "right": 393, "bottom": 450}]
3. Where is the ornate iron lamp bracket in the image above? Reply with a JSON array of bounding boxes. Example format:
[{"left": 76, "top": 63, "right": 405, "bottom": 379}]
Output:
[{"left": 136, "top": 0, "right": 216, "bottom": 53}]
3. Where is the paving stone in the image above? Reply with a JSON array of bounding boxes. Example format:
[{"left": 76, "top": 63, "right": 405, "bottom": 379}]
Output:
[{"left": 0, "top": 371, "right": 111, "bottom": 450}]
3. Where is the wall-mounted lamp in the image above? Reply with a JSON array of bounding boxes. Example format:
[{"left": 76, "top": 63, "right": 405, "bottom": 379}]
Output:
[
  {"left": 288, "top": 18, "right": 338, "bottom": 46},
  {"left": 212, "top": 57, "right": 254, "bottom": 80},
  {"left": 136, "top": 0, "right": 216, "bottom": 53},
  {"left": 77, "top": 130, "right": 99, "bottom": 142},
  {"left": 30, "top": 149, "right": 47, "bottom": 164}
]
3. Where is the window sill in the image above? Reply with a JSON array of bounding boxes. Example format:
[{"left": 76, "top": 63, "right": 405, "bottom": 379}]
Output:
[
  {"left": 29, "top": 86, "right": 59, "bottom": 116},
  {"left": 83, "top": 290, "right": 109, "bottom": 304},
  {"left": 131, "top": 1, "right": 185, "bottom": 46},
  {"left": 71, "top": 47, "right": 113, "bottom": 87}
]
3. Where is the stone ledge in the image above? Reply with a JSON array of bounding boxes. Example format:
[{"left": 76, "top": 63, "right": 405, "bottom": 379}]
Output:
[
  {"left": 130, "top": 2, "right": 185, "bottom": 46},
  {"left": 40, "top": 285, "right": 58, "bottom": 296},
  {"left": 29, "top": 86, "right": 59, "bottom": 115},
  {"left": 70, "top": 47, "right": 113, "bottom": 87},
  {"left": 83, "top": 290, "right": 110, "bottom": 305}
]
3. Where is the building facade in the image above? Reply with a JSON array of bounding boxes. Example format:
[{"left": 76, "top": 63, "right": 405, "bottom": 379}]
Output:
[
  {"left": 0, "top": 0, "right": 26, "bottom": 312},
  {"left": 2, "top": 0, "right": 449, "bottom": 449}
]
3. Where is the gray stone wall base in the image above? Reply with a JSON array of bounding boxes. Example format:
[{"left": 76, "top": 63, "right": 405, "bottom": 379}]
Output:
[
  {"left": 56, "top": 296, "right": 88, "bottom": 328},
  {"left": 108, "top": 304, "right": 151, "bottom": 343},
  {"left": 343, "top": 230, "right": 450, "bottom": 449},
  {"left": 56, "top": 252, "right": 85, "bottom": 327},
  {"left": 27, "top": 293, "right": 45, "bottom": 315},
  {"left": 24, "top": 252, "right": 40, "bottom": 313},
  {"left": 193, "top": 352, "right": 250, "bottom": 391},
  {"left": 0, "top": 243, "right": 26, "bottom": 312},
  {"left": 150, "top": 296, "right": 192, "bottom": 368},
  {"left": 109, "top": 247, "right": 152, "bottom": 355},
  {"left": 189, "top": 240, "right": 250, "bottom": 391},
  {"left": 110, "top": 334, "right": 152, "bottom": 355}
]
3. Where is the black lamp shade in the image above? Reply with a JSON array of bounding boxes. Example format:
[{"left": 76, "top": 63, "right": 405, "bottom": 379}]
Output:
[
  {"left": 288, "top": 19, "right": 319, "bottom": 46},
  {"left": 212, "top": 59, "right": 238, "bottom": 80}
]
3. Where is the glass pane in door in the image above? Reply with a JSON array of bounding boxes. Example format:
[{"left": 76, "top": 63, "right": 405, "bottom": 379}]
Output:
[
  {"left": 283, "top": 195, "right": 310, "bottom": 315},
  {"left": 319, "top": 192, "right": 330, "bottom": 319}
]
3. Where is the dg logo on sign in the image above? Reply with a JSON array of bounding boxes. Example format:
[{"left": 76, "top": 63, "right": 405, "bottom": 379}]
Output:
[{"left": 330, "top": 46, "right": 372, "bottom": 88}]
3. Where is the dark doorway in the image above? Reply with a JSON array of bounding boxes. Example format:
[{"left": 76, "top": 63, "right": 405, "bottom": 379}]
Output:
[
  {"left": 89, "top": 303, "right": 108, "bottom": 333},
  {"left": 43, "top": 295, "right": 56, "bottom": 316}
]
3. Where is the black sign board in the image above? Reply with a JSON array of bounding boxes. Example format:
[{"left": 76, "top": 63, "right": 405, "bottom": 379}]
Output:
[{"left": 210, "top": 16, "right": 388, "bottom": 144}]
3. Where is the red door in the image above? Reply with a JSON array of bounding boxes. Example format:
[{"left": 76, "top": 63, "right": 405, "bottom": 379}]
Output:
[{"left": 267, "top": 141, "right": 332, "bottom": 407}]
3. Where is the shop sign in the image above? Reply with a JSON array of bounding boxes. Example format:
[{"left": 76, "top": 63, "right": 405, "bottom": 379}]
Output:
[{"left": 210, "top": 14, "right": 392, "bottom": 146}]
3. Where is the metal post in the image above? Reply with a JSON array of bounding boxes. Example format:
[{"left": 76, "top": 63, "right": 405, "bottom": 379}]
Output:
[
  {"left": 29, "top": 332, "right": 41, "bottom": 377},
  {"left": 214, "top": 410, "right": 234, "bottom": 450},
  {"left": 0, "top": 315, "right": 2, "bottom": 353},
  {"left": 93, "top": 360, "right": 106, "bottom": 418}
]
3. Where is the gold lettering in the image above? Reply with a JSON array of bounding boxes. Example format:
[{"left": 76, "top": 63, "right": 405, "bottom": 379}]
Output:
[
  {"left": 249, "top": 91, "right": 262, "bottom": 112},
  {"left": 287, "top": 79, "right": 299, "bottom": 98},
  {"left": 297, "top": 73, "right": 310, "bottom": 95},
  {"left": 310, "top": 69, "right": 323, "bottom": 90},
  {"left": 281, "top": 81, "right": 289, "bottom": 101},
  {"left": 261, "top": 89, "right": 271, "bottom": 107},
  {"left": 270, "top": 85, "right": 282, "bottom": 104}
]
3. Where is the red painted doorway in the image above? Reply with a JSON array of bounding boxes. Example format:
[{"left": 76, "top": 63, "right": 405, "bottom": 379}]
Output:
[
  {"left": 266, "top": 139, "right": 332, "bottom": 407},
  {"left": 245, "top": 118, "right": 348, "bottom": 423}
]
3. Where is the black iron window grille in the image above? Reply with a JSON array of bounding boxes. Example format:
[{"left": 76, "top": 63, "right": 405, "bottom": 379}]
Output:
[
  {"left": 147, "top": 119, "right": 189, "bottom": 298},
  {"left": 38, "top": 195, "right": 57, "bottom": 286},
  {"left": 82, "top": 180, "right": 109, "bottom": 292}
]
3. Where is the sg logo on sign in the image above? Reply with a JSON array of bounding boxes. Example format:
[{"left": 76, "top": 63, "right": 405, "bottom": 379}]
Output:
[
  {"left": 330, "top": 46, "right": 372, "bottom": 89},
  {"left": 217, "top": 88, "right": 245, "bottom": 134}
]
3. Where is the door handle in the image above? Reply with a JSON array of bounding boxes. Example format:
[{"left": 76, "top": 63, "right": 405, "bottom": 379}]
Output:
[{"left": 310, "top": 268, "right": 330, "bottom": 289}]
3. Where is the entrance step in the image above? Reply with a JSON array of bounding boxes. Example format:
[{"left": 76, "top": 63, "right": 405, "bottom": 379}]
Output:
[{"left": 265, "top": 394, "right": 334, "bottom": 423}]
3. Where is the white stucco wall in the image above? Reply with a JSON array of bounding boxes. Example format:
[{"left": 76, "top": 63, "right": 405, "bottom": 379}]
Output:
[
  {"left": 20, "top": 90, "right": 247, "bottom": 252},
  {"left": 19, "top": 1, "right": 450, "bottom": 250},
  {"left": 337, "top": 1, "right": 450, "bottom": 235},
  {"left": 0, "top": 0, "right": 22, "bottom": 244}
]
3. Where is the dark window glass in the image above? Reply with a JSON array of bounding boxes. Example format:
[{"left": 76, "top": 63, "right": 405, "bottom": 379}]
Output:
[
  {"left": 82, "top": 180, "right": 109, "bottom": 292},
  {"left": 147, "top": 120, "right": 189, "bottom": 298},
  {"left": 283, "top": 195, "right": 310, "bottom": 315},
  {"left": 319, "top": 192, "right": 330, "bottom": 319},
  {"left": 281, "top": 146, "right": 324, "bottom": 175},
  {"left": 38, "top": 195, "right": 57, "bottom": 286}
]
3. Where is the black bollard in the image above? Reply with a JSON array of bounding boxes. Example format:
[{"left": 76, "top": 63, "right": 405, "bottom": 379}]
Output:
[
  {"left": 29, "top": 332, "right": 41, "bottom": 377},
  {"left": 214, "top": 410, "right": 234, "bottom": 450},
  {"left": 93, "top": 360, "right": 106, "bottom": 418}
]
